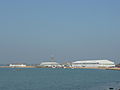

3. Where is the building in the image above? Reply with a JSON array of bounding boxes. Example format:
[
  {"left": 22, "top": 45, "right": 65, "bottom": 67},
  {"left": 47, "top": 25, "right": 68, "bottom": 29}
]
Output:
[
  {"left": 71, "top": 60, "right": 115, "bottom": 68},
  {"left": 61, "top": 62, "right": 72, "bottom": 67},
  {"left": 40, "top": 62, "right": 61, "bottom": 68},
  {"left": 9, "top": 64, "right": 27, "bottom": 67}
]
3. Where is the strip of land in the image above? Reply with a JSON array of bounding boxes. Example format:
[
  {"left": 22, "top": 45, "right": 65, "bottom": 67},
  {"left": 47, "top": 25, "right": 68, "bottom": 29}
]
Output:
[{"left": 0, "top": 66, "right": 120, "bottom": 70}]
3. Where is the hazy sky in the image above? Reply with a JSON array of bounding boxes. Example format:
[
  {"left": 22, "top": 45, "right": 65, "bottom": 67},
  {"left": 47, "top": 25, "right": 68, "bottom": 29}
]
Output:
[{"left": 0, "top": 0, "right": 120, "bottom": 64}]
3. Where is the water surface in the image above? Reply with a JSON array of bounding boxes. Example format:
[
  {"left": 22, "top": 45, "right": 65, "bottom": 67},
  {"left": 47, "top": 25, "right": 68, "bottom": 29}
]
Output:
[{"left": 0, "top": 68, "right": 120, "bottom": 90}]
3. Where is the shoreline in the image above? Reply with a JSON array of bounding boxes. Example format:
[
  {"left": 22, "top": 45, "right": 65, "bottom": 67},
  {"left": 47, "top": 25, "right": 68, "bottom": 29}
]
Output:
[{"left": 0, "top": 66, "right": 120, "bottom": 70}]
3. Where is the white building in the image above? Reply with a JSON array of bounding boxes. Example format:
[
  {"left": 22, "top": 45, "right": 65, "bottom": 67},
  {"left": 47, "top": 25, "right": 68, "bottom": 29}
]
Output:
[
  {"left": 71, "top": 60, "right": 115, "bottom": 68},
  {"left": 40, "top": 62, "right": 61, "bottom": 67},
  {"left": 9, "top": 64, "right": 27, "bottom": 67}
]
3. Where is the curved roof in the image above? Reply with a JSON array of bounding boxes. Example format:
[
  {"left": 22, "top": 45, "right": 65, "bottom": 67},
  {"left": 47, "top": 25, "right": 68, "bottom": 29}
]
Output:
[
  {"left": 72, "top": 60, "right": 114, "bottom": 64},
  {"left": 40, "top": 62, "right": 59, "bottom": 65}
]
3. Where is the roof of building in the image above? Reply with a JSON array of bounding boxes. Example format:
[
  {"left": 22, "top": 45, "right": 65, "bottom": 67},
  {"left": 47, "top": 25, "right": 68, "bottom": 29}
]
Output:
[
  {"left": 72, "top": 60, "right": 114, "bottom": 64},
  {"left": 40, "top": 62, "right": 59, "bottom": 65},
  {"left": 9, "top": 63, "right": 26, "bottom": 65}
]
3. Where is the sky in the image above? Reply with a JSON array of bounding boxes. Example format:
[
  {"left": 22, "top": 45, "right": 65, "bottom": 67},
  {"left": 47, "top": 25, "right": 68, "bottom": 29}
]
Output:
[{"left": 0, "top": 0, "right": 120, "bottom": 64}]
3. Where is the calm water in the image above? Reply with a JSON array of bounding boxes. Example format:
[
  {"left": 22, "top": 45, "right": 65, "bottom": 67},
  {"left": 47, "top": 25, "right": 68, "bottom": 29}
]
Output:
[{"left": 0, "top": 68, "right": 120, "bottom": 90}]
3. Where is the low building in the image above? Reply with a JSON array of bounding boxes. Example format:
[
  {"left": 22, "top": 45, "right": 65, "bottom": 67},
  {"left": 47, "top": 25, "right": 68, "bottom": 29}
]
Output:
[
  {"left": 71, "top": 60, "right": 115, "bottom": 68},
  {"left": 61, "top": 62, "right": 72, "bottom": 67},
  {"left": 115, "top": 63, "right": 120, "bottom": 67},
  {"left": 9, "top": 64, "right": 27, "bottom": 67},
  {"left": 40, "top": 62, "right": 61, "bottom": 68}
]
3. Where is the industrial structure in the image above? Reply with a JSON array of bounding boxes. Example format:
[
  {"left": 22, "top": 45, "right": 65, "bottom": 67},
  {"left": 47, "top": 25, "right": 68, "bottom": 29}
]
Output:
[
  {"left": 71, "top": 60, "right": 115, "bottom": 68},
  {"left": 40, "top": 62, "right": 61, "bottom": 68},
  {"left": 9, "top": 64, "right": 27, "bottom": 67}
]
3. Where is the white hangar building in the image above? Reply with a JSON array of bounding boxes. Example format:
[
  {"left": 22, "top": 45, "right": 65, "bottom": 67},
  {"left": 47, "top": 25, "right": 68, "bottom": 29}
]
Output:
[
  {"left": 71, "top": 60, "right": 115, "bottom": 68},
  {"left": 9, "top": 64, "right": 27, "bottom": 67},
  {"left": 40, "top": 62, "right": 61, "bottom": 67}
]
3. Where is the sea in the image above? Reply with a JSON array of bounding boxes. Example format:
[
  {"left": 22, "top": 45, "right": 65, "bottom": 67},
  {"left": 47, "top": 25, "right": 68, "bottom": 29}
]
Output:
[{"left": 0, "top": 68, "right": 120, "bottom": 90}]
